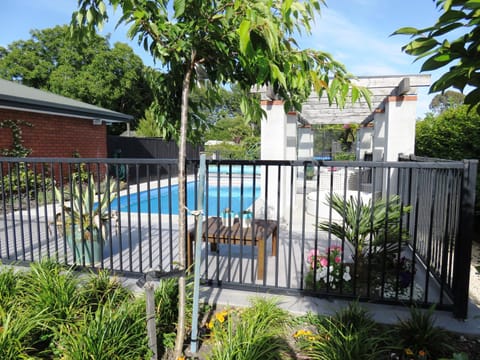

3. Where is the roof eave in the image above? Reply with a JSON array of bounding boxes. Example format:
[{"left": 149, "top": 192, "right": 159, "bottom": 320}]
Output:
[{"left": 0, "top": 95, "right": 133, "bottom": 123}]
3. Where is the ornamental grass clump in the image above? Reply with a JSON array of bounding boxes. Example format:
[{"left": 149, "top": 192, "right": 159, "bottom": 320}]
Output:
[
  {"left": 0, "top": 260, "right": 184, "bottom": 358},
  {"left": 54, "top": 302, "right": 151, "bottom": 360},
  {"left": 295, "top": 302, "right": 388, "bottom": 360},
  {"left": 207, "top": 298, "right": 292, "bottom": 360},
  {"left": 79, "top": 269, "right": 133, "bottom": 313},
  {"left": 0, "top": 266, "right": 22, "bottom": 312},
  {"left": 389, "top": 306, "right": 454, "bottom": 360}
]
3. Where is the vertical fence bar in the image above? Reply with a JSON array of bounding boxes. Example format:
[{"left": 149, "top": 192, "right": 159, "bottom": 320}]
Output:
[
  {"left": 0, "top": 162, "right": 5, "bottom": 258},
  {"left": 156, "top": 164, "right": 163, "bottom": 270},
  {"left": 286, "top": 164, "right": 294, "bottom": 288},
  {"left": 453, "top": 159, "right": 478, "bottom": 318},
  {"left": 146, "top": 165, "right": 153, "bottom": 270}
]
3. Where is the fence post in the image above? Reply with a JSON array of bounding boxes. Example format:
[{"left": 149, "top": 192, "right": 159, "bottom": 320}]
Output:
[{"left": 453, "top": 159, "right": 478, "bottom": 318}]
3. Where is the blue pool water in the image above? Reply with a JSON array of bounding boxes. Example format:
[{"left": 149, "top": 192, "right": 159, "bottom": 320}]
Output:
[
  {"left": 117, "top": 182, "right": 260, "bottom": 215},
  {"left": 208, "top": 164, "right": 260, "bottom": 175}
]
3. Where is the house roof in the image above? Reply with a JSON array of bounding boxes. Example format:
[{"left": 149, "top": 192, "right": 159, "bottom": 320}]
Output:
[{"left": 0, "top": 78, "right": 133, "bottom": 123}]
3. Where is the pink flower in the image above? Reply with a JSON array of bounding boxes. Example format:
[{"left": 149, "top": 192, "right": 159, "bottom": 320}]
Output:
[
  {"left": 328, "top": 245, "right": 342, "bottom": 253},
  {"left": 307, "top": 249, "right": 318, "bottom": 263},
  {"left": 320, "top": 257, "right": 328, "bottom": 267},
  {"left": 334, "top": 256, "right": 341, "bottom": 263}
]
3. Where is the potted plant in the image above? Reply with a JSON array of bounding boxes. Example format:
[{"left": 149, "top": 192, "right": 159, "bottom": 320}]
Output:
[
  {"left": 222, "top": 207, "right": 235, "bottom": 224},
  {"left": 54, "top": 174, "right": 116, "bottom": 265},
  {"left": 241, "top": 209, "right": 253, "bottom": 229}
]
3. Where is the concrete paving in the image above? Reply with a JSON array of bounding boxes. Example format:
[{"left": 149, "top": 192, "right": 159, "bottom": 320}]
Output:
[{"left": 198, "top": 286, "right": 480, "bottom": 336}]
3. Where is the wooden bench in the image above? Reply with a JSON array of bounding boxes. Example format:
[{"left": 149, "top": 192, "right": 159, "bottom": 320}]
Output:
[{"left": 187, "top": 217, "right": 278, "bottom": 280}]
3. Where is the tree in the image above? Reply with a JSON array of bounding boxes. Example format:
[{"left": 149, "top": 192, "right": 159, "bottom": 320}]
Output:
[
  {"left": 393, "top": 0, "right": 480, "bottom": 114},
  {"left": 136, "top": 106, "right": 164, "bottom": 137},
  {"left": 416, "top": 104, "right": 480, "bottom": 160},
  {"left": 70, "top": 1, "right": 370, "bottom": 357},
  {"left": 0, "top": 26, "right": 152, "bottom": 133},
  {"left": 429, "top": 90, "right": 465, "bottom": 114}
]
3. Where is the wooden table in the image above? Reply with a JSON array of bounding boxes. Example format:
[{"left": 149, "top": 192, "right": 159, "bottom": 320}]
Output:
[{"left": 187, "top": 217, "right": 278, "bottom": 280}]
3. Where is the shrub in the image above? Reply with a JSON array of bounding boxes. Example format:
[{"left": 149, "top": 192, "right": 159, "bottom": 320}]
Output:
[{"left": 1, "top": 163, "right": 53, "bottom": 202}]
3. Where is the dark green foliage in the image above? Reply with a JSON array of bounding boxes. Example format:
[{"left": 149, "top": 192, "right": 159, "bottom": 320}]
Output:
[
  {"left": 416, "top": 104, "right": 480, "bottom": 215},
  {"left": 1, "top": 163, "right": 53, "bottom": 203},
  {"left": 0, "top": 304, "right": 52, "bottom": 359},
  {"left": 0, "top": 260, "right": 188, "bottom": 358},
  {"left": 0, "top": 25, "right": 152, "bottom": 133},
  {"left": 394, "top": 1, "right": 480, "bottom": 115},
  {"left": 0, "top": 267, "right": 19, "bottom": 310},
  {"left": 298, "top": 304, "right": 388, "bottom": 360},
  {"left": 330, "top": 301, "right": 376, "bottom": 332},
  {"left": 429, "top": 91, "right": 465, "bottom": 114},
  {"left": 80, "top": 269, "right": 133, "bottom": 312},
  {"left": 154, "top": 277, "right": 194, "bottom": 351},
  {"left": 205, "top": 140, "right": 260, "bottom": 160},
  {"left": 54, "top": 303, "right": 151, "bottom": 359},
  {"left": 318, "top": 194, "right": 411, "bottom": 256},
  {"left": 0, "top": 120, "right": 32, "bottom": 157},
  {"left": 391, "top": 306, "right": 454, "bottom": 359},
  {"left": 15, "top": 260, "right": 82, "bottom": 356},
  {"left": 416, "top": 105, "right": 480, "bottom": 160}
]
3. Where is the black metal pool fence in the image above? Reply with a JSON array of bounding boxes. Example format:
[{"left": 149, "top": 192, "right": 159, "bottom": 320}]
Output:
[{"left": 0, "top": 157, "right": 477, "bottom": 318}]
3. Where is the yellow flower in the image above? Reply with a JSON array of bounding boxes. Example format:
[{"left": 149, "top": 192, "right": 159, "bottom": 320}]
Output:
[
  {"left": 177, "top": 357, "right": 185, "bottom": 360},
  {"left": 293, "top": 329, "right": 313, "bottom": 338},
  {"left": 215, "top": 313, "right": 225, "bottom": 323},
  {"left": 208, "top": 320, "right": 215, "bottom": 329},
  {"left": 404, "top": 348, "right": 414, "bottom": 356}
]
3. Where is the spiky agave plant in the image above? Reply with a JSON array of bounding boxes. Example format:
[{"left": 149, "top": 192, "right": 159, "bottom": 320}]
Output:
[{"left": 54, "top": 174, "right": 116, "bottom": 242}]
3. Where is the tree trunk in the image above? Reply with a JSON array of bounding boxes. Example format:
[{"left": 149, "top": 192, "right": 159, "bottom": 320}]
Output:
[{"left": 173, "top": 51, "right": 196, "bottom": 359}]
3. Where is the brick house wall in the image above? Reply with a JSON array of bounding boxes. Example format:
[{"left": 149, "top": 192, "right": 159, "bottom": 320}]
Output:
[{"left": 0, "top": 109, "right": 107, "bottom": 158}]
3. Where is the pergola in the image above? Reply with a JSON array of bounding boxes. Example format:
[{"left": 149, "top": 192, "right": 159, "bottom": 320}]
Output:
[
  {"left": 258, "top": 74, "right": 431, "bottom": 162},
  {"left": 255, "top": 74, "right": 431, "bottom": 221}
]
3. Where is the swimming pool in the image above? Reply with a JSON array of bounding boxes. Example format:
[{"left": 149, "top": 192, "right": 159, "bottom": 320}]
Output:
[
  {"left": 208, "top": 164, "right": 260, "bottom": 175},
  {"left": 117, "top": 181, "right": 260, "bottom": 215}
]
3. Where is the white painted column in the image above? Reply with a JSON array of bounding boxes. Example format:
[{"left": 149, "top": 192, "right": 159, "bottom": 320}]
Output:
[
  {"left": 384, "top": 95, "right": 417, "bottom": 161},
  {"left": 383, "top": 95, "right": 418, "bottom": 195},
  {"left": 297, "top": 125, "right": 313, "bottom": 160},
  {"left": 372, "top": 110, "right": 386, "bottom": 162},
  {"left": 260, "top": 101, "right": 296, "bottom": 222},
  {"left": 261, "top": 100, "right": 288, "bottom": 160}
]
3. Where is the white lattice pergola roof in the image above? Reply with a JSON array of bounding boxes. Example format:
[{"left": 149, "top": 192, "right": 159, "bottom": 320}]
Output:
[{"left": 257, "top": 74, "right": 431, "bottom": 125}]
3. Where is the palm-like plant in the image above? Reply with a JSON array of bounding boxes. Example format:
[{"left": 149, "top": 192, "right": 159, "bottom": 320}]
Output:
[{"left": 318, "top": 194, "right": 412, "bottom": 256}]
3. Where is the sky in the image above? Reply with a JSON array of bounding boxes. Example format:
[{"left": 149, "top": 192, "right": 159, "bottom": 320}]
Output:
[{"left": 0, "top": 0, "right": 445, "bottom": 117}]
